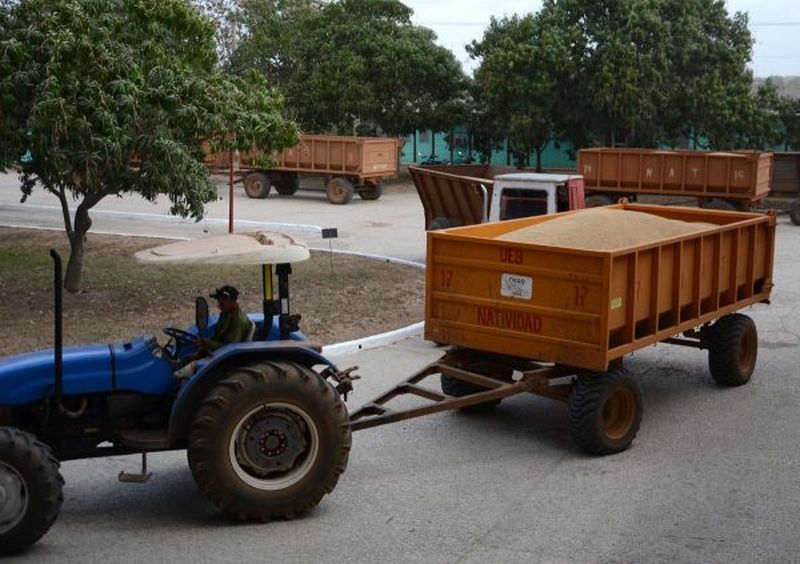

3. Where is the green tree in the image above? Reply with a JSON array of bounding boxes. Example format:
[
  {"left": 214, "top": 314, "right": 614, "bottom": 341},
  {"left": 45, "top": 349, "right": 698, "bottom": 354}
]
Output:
[
  {"left": 657, "top": 0, "right": 756, "bottom": 149},
  {"left": 469, "top": 13, "right": 573, "bottom": 171},
  {"left": 0, "top": 0, "right": 297, "bottom": 292},
  {"left": 231, "top": 0, "right": 467, "bottom": 137}
]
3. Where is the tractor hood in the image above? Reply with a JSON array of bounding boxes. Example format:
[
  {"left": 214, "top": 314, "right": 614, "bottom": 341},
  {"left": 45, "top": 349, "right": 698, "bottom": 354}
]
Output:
[
  {"left": 134, "top": 231, "right": 310, "bottom": 265},
  {"left": 0, "top": 335, "right": 174, "bottom": 405}
]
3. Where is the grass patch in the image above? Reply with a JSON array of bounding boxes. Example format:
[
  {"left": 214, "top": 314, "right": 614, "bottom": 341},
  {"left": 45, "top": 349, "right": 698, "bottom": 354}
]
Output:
[{"left": 0, "top": 227, "right": 424, "bottom": 356}]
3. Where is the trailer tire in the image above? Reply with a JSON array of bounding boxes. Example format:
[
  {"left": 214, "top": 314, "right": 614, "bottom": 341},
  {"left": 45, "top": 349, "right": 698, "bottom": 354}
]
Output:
[
  {"left": 0, "top": 428, "right": 63, "bottom": 556},
  {"left": 359, "top": 182, "right": 383, "bottom": 201},
  {"left": 440, "top": 375, "right": 501, "bottom": 413},
  {"left": 429, "top": 217, "right": 454, "bottom": 231},
  {"left": 790, "top": 200, "right": 800, "bottom": 226},
  {"left": 707, "top": 314, "right": 757, "bottom": 387},
  {"left": 188, "top": 362, "right": 351, "bottom": 521},
  {"left": 700, "top": 199, "right": 737, "bottom": 211},
  {"left": 274, "top": 174, "right": 299, "bottom": 196},
  {"left": 326, "top": 177, "right": 355, "bottom": 205},
  {"left": 585, "top": 194, "right": 615, "bottom": 208},
  {"left": 567, "top": 370, "right": 642, "bottom": 455},
  {"left": 243, "top": 172, "right": 272, "bottom": 199}
]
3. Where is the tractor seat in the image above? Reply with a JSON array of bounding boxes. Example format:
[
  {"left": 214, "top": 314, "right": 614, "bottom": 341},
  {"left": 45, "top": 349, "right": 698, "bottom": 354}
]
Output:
[{"left": 245, "top": 319, "right": 257, "bottom": 342}]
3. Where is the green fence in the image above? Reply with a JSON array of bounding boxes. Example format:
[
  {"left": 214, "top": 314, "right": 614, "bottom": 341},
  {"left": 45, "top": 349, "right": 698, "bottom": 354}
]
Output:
[{"left": 400, "top": 127, "right": 576, "bottom": 169}]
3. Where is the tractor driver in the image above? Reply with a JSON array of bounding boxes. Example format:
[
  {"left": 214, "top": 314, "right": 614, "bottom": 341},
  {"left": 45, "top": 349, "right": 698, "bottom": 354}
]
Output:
[{"left": 174, "top": 285, "right": 252, "bottom": 378}]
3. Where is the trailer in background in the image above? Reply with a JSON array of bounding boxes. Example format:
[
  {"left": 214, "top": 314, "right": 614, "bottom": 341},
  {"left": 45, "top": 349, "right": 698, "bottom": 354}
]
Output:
[
  {"left": 578, "top": 148, "right": 773, "bottom": 211},
  {"left": 237, "top": 135, "right": 402, "bottom": 205}
]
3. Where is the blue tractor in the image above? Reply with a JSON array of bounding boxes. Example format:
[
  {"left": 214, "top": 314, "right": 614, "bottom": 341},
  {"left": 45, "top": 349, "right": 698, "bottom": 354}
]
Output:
[{"left": 0, "top": 233, "right": 358, "bottom": 554}]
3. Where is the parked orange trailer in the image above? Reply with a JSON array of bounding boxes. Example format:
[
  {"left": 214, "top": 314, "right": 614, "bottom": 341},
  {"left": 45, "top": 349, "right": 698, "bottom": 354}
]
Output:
[
  {"left": 578, "top": 148, "right": 773, "bottom": 210},
  {"left": 239, "top": 135, "right": 401, "bottom": 204}
]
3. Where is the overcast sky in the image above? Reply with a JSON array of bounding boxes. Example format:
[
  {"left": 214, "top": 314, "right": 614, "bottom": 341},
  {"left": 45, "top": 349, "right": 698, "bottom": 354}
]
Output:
[{"left": 403, "top": 0, "right": 799, "bottom": 78}]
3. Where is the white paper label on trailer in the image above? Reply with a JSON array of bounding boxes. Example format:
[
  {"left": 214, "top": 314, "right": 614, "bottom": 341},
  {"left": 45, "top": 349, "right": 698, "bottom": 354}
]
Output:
[{"left": 501, "top": 273, "right": 533, "bottom": 300}]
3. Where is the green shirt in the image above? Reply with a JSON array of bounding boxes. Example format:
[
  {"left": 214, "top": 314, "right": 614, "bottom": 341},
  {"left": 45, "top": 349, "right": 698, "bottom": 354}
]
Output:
[{"left": 207, "top": 306, "right": 252, "bottom": 351}]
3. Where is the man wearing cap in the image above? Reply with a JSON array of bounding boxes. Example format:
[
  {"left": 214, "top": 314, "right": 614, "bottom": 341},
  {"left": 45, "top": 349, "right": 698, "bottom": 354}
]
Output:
[
  {"left": 174, "top": 285, "right": 251, "bottom": 378},
  {"left": 195, "top": 285, "right": 252, "bottom": 353}
]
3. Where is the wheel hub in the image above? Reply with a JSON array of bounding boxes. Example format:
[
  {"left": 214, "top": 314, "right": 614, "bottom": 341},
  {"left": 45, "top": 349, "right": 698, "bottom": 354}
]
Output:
[
  {"left": 238, "top": 410, "right": 308, "bottom": 475},
  {"left": 0, "top": 463, "right": 27, "bottom": 534}
]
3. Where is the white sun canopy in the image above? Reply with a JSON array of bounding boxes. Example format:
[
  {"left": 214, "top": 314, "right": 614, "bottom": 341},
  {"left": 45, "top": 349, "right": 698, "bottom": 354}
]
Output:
[{"left": 135, "top": 231, "right": 310, "bottom": 265}]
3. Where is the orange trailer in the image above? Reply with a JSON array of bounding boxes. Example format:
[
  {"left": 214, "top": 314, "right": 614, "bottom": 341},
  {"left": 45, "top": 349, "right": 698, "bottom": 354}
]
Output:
[
  {"left": 239, "top": 135, "right": 401, "bottom": 204},
  {"left": 578, "top": 148, "right": 773, "bottom": 210},
  {"left": 350, "top": 204, "right": 776, "bottom": 456}
]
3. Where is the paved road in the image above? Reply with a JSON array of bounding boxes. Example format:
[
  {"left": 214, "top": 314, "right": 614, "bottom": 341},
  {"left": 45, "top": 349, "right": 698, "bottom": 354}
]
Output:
[
  {"left": 0, "top": 172, "right": 427, "bottom": 262},
  {"left": 2, "top": 172, "right": 800, "bottom": 563}
]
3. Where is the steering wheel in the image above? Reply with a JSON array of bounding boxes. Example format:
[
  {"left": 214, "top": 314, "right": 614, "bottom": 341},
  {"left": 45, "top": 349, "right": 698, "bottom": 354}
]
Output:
[{"left": 163, "top": 327, "right": 197, "bottom": 345}]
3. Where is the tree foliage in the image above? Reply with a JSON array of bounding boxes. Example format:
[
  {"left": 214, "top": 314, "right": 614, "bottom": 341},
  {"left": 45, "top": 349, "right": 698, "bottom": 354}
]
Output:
[
  {"left": 230, "top": 0, "right": 467, "bottom": 136},
  {"left": 469, "top": 0, "right": 768, "bottom": 154},
  {"left": 0, "top": 0, "right": 297, "bottom": 292}
]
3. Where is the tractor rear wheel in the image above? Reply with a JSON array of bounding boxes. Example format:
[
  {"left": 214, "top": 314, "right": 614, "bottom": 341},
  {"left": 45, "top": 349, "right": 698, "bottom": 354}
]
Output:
[
  {"left": 188, "top": 362, "right": 351, "bottom": 521},
  {"left": 567, "top": 370, "right": 642, "bottom": 455},
  {"left": 0, "top": 427, "right": 63, "bottom": 556},
  {"left": 326, "top": 177, "right": 355, "bottom": 205},
  {"left": 707, "top": 313, "right": 758, "bottom": 387}
]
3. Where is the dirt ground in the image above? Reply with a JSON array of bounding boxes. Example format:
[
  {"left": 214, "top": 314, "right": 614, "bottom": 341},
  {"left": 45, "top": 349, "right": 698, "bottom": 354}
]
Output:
[{"left": 0, "top": 228, "right": 424, "bottom": 356}]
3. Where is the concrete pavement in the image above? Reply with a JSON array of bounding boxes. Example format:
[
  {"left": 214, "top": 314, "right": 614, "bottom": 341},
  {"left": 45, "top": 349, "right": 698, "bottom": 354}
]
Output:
[{"left": 2, "top": 172, "right": 800, "bottom": 563}]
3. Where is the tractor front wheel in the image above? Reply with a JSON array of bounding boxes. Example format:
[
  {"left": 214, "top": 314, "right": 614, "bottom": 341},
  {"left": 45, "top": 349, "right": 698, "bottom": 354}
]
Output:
[
  {"left": 188, "top": 362, "right": 351, "bottom": 521},
  {"left": 567, "top": 370, "right": 642, "bottom": 455},
  {"left": 0, "top": 427, "right": 63, "bottom": 556}
]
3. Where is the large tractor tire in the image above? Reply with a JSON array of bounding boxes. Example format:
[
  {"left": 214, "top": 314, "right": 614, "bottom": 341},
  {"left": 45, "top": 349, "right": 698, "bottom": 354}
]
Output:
[
  {"left": 790, "top": 200, "right": 800, "bottom": 226},
  {"left": 585, "top": 194, "right": 615, "bottom": 208},
  {"left": 706, "top": 313, "right": 757, "bottom": 387},
  {"left": 326, "top": 177, "right": 355, "bottom": 205},
  {"left": 0, "top": 428, "right": 63, "bottom": 556},
  {"left": 188, "top": 362, "right": 351, "bottom": 521},
  {"left": 440, "top": 375, "right": 501, "bottom": 413},
  {"left": 567, "top": 370, "right": 642, "bottom": 455},
  {"left": 358, "top": 182, "right": 383, "bottom": 201},
  {"left": 243, "top": 172, "right": 272, "bottom": 199},
  {"left": 274, "top": 174, "right": 300, "bottom": 196}
]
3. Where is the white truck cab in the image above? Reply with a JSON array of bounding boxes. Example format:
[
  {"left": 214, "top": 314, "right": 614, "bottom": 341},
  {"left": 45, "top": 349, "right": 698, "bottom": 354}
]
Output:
[{"left": 488, "top": 173, "right": 586, "bottom": 222}]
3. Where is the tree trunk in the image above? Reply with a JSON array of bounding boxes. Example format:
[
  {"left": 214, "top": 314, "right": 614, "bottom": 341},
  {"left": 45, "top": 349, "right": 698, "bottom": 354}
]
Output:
[
  {"left": 63, "top": 202, "right": 94, "bottom": 293},
  {"left": 535, "top": 147, "right": 543, "bottom": 173}
]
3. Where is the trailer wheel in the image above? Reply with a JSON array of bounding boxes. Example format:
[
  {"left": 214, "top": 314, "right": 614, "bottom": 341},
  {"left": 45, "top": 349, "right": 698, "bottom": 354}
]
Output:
[
  {"left": 790, "top": 200, "right": 800, "bottom": 226},
  {"left": 359, "top": 181, "right": 383, "bottom": 201},
  {"left": 429, "top": 217, "right": 454, "bottom": 231},
  {"left": 700, "top": 199, "right": 737, "bottom": 211},
  {"left": 0, "top": 428, "right": 63, "bottom": 556},
  {"left": 274, "top": 174, "right": 299, "bottom": 196},
  {"left": 188, "top": 362, "right": 351, "bottom": 521},
  {"left": 707, "top": 314, "right": 757, "bottom": 387},
  {"left": 567, "top": 370, "right": 642, "bottom": 455},
  {"left": 585, "top": 194, "right": 615, "bottom": 208},
  {"left": 440, "top": 375, "right": 501, "bottom": 413},
  {"left": 326, "top": 177, "right": 355, "bottom": 205},
  {"left": 243, "top": 172, "right": 272, "bottom": 199}
]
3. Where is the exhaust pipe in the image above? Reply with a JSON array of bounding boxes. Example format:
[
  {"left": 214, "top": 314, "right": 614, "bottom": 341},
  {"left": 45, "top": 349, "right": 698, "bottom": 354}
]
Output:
[{"left": 49, "top": 249, "right": 63, "bottom": 405}]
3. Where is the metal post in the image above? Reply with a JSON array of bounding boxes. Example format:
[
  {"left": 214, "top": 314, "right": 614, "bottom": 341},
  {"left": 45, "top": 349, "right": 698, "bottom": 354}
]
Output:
[
  {"left": 49, "top": 250, "right": 63, "bottom": 404},
  {"left": 276, "top": 263, "right": 292, "bottom": 340},
  {"left": 262, "top": 264, "right": 274, "bottom": 339},
  {"left": 228, "top": 149, "right": 235, "bottom": 234}
]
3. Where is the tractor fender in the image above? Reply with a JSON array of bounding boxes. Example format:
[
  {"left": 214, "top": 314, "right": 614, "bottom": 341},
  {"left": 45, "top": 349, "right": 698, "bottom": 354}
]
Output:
[{"left": 167, "top": 341, "right": 337, "bottom": 445}]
